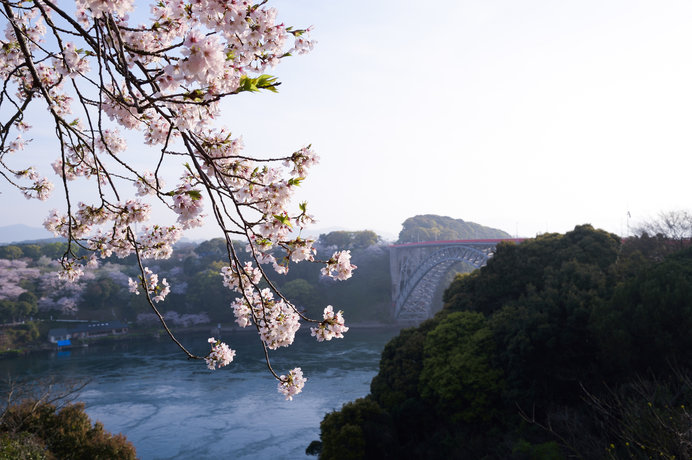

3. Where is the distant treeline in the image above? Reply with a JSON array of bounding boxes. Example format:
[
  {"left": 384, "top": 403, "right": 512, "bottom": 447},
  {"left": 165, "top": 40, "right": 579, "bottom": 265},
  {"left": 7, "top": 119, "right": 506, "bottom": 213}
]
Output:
[
  {"left": 397, "top": 214, "right": 510, "bottom": 243},
  {"left": 314, "top": 225, "right": 692, "bottom": 459},
  {"left": 0, "top": 231, "right": 392, "bottom": 330}
]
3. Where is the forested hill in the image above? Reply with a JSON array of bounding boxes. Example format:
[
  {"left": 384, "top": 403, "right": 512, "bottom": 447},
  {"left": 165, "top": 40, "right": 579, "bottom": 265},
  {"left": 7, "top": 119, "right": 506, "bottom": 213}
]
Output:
[
  {"left": 315, "top": 225, "right": 692, "bottom": 459},
  {"left": 0, "top": 231, "right": 392, "bottom": 328},
  {"left": 397, "top": 214, "right": 511, "bottom": 243}
]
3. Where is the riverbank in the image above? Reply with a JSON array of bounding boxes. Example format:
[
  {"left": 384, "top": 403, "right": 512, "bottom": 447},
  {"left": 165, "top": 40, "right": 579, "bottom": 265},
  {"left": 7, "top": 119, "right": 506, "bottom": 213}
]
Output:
[{"left": 0, "top": 319, "right": 402, "bottom": 360}]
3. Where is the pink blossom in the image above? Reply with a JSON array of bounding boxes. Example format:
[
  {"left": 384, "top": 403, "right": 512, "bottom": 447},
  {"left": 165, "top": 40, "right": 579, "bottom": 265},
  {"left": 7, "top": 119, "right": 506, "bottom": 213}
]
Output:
[
  {"left": 310, "top": 306, "right": 349, "bottom": 342},
  {"left": 230, "top": 288, "right": 301, "bottom": 349},
  {"left": 277, "top": 367, "right": 307, "bottom": 400},
  {"left": 205, "top": 337, "right": 236, "bottom": 370},
  {"left": 130, "top": 267, "right": 170, "bottom": 303},
  {"left": 321, "top": 250, "right": 357, "bottom": 281}
]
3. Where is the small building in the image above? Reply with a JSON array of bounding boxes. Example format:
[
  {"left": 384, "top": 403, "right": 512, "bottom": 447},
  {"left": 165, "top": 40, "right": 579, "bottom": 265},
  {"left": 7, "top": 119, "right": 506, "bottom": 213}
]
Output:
[
  {"left": 48, "top": 321, "right": 128, "bottom": 343},
  {"left": 47, "top": 328, "right": 70, "bottom": 344}
]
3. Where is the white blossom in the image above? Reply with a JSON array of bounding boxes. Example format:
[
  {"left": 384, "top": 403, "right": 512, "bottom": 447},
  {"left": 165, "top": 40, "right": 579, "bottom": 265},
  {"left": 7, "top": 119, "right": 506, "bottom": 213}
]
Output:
[
  {"left": 205, "top": 337, "right": 236, "bottom": 370},
  {"left": 277, "top": 367, "right": 307, "bottom": 400},
  {"left": 310, "top": 306, "right": 349, "bottom": 342}
]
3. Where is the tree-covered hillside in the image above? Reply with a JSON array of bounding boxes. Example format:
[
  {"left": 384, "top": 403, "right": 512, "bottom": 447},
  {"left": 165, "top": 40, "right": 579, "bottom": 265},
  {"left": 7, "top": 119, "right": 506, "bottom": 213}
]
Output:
[
  {"left": 397, "top": 214, "right": 511, "bottom": 243},
  {"left": 0, "top": 230, "right": 393, "bottom": 341},
  {"left": 315, "top": 225, "right": 692, "bottom": 459}
]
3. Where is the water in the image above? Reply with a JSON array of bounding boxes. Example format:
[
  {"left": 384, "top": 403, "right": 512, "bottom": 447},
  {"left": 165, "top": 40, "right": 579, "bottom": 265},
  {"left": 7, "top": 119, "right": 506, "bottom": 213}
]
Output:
[{"left": 0, "top": 327, "right": 400, "bottom": 459}]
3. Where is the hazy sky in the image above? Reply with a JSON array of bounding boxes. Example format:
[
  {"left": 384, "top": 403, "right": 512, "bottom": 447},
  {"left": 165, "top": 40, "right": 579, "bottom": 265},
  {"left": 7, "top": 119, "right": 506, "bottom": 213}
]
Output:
[{"left": 3, "top": 0, "right": 692, "bottom": 241}]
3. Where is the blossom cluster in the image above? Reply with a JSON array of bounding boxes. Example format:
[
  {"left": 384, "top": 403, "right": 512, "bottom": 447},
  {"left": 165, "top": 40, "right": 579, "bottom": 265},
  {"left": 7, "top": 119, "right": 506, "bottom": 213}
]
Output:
[
  {"left": 14, "top": 166, "right": 53, "bottom": 201},
  {"left": 205, "top": 337, "right": 236, "bottom": 370},
  {"left": 231, "top": 288, "right": 301, "bottom": 350},
  {"left": 0, "top": 260, "right": 40, "bottom": 301},
  {"left": 277, "top": 368, "right": 307, "bottom": 401},
  {"left": 310, "top": 306, "right": 349, "bottom": 342},
  {"left": 221, "top": 261, "right": 262, "bottom": 293},
  {"left": 321, "top": 250, "right": 358, "bottom": 281},
  {"left": 128, "top": 267, "right": 170, "bottom": 303}
]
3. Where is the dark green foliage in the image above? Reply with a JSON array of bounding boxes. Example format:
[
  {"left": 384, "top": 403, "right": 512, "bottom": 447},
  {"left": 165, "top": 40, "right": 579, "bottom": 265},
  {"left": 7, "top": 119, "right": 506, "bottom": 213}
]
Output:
[
  {"left": 0, "top": 299, "right": 37, "bottom": 323},
  {"left": 592, "top": 246, "right": 692, "bottom": 376},
  {"left": 0, "top": 245, "right": 23, "bottom": 260},
  {"left": 397, "top": 214, "right": 511, "bottom": 243},
  {"left": 419, "top": 312, "right": 503, "bottom": 423},
  {"left": 0, "top": 400, "right": 137, "bottom": 459},
  {"left": 81, "top": 277, "right": 127, "bottom": 312},
  {"left": 19, "top": 245, "right": 42, "bottom": 260},
  {"left": 184, "top": 264, "right": 232, "bottom": 321},
  {"left": 512, "top": 439, "right": 563, "bottom": 460},
  {"left": 318, "top": 224, "right": 692, "bottom": 459},
  {"left": 18, "top": 291, "right": 38, "bottom": 307},
  {"left": 444, "top": 225, "right": 619, "bottom": 316},
  {"left": 444, "top": 226, "right": 620, "bottom": 406},
  {"left": 0, "top": 322, "right": 40, "bottom": 350},
  {"left": 370, "top": 323, "right": 432, "bottom": 412},
  {"left": 318, "top": 230, "right": 379, "bottom": 250},
  {"left": 37, "top": 243, "right": 69, "bottom": 260},
  {"left": 306, "top": 440, "right": 322, "bottom": 456},
  {"left": 319, "top": 398, "right": 395, "bottom": 460},
  {"left": 0, "top": 432, "right": 49, "bottom": 460},
  {"left": 0, "top": 242, "right": 75, "bottom": 261},
  {"left": 280, "top": 279, "right": 318, "bottom": 311},
  {"left": 193, "top": 238, "right": 229, "bottom": 262}
]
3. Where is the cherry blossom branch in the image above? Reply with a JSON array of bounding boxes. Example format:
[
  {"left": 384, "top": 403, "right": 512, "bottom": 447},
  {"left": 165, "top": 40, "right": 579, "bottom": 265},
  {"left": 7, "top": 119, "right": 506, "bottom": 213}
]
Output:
[{"left": 0, "top": 0, "right": 349, "bottom": 400}]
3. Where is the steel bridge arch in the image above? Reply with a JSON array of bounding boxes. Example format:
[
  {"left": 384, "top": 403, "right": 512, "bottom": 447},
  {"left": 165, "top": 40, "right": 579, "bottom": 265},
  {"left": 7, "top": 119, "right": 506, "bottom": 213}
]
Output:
[{"left": 394, "top": 245, "right": 491, "bottom": 319}]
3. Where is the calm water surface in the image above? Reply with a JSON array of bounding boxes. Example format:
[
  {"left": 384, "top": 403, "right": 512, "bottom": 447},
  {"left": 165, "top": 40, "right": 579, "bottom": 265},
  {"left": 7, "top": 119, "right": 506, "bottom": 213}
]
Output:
[{"left": 0, "top": 327, "right": 400, "bottom": 459}]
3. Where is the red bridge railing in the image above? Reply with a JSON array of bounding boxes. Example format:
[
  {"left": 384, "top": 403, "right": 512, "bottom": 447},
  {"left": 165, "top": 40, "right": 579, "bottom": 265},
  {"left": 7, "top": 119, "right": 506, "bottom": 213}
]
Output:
[{"left": 390, "top": 238, "right": 526, "bottom": 248}]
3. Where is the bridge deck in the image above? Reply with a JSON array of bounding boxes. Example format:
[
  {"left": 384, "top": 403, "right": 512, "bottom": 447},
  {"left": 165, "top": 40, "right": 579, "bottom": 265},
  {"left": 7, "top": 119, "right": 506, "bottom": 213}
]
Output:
[{"left": 390, "top": 238, "right": 526, "bottom": 248}]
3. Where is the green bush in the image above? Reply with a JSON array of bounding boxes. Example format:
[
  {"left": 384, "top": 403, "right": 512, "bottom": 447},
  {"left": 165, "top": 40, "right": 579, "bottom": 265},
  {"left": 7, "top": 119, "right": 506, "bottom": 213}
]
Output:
[{"left": 1, "top": 400, "right": 137, "bottom": 459}]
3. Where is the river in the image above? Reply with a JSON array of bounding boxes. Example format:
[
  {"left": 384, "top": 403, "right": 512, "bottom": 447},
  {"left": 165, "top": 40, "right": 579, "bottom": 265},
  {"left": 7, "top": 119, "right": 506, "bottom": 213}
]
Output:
[{"left": 0, "top": 326, "right": 401, "bottom": 459}]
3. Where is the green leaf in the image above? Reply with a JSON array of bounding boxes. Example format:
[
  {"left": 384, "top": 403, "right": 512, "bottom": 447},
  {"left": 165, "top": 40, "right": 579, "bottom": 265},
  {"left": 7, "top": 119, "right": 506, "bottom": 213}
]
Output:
[
  {"left": 273, "top": 214, "right": 292, "bottom": 227},
  {"left": 187, "top": 190, "right": 202, "bottom": 200},
  {"left": 183, "top": 89, "right": 204, "bottom": 102},
  {"left": 238, "top": 75, "right": 280, "bottom": 94}
]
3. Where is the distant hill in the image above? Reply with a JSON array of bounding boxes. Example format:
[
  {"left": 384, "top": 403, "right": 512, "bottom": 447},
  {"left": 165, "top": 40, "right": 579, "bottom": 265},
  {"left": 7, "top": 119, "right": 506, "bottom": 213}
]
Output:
[
  {"left": 0, "top": 224, "right": 54, "bottom": 244},
  {"left": 397, "top": 215, "right": 511, "bottom": 243}
]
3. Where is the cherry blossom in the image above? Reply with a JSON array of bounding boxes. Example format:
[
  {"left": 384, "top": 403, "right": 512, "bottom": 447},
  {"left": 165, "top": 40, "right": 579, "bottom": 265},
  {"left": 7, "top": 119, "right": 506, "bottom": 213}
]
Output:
[
  {"left": 311, "top": 306, "right": 349, "bottom": 342},
  {"left": 205, "top": 337, "right": 236, "bottom": 370},
  {"left": 277, "top": 368, "right": 307, "bottom": 400},
  {"left": 321, "top": 250, "right": 358, "bottom": 281},
  {"left": 0, "top": 0, "right": 344, "bottom": 398},
  {"left": 0, "top": 260, "right": 40, "bottom": 300},
  {"left": 128, "top": 267, "right": 170, "bottom": 303},
  {"left": 230, "top": 288, "right": 301, "bottom": 350}
]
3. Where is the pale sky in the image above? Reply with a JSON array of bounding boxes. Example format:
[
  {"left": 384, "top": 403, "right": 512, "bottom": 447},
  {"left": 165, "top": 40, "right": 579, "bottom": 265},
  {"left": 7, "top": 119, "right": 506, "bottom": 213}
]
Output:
[{"left": 3, "top": 0, "right": 692, "bottom": 241}]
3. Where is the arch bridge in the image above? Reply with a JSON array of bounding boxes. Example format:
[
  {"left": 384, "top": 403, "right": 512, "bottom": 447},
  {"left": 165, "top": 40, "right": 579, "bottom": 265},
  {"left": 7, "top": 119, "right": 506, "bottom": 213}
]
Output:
[{"left": 389, "top": 239, "right": 525, "bottom": 323}]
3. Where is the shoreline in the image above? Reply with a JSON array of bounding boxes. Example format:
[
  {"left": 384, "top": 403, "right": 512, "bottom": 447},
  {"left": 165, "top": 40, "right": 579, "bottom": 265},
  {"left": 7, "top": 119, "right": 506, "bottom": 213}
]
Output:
[{"left": 1, "top": 320, "right": 402, "bottom": 359}]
